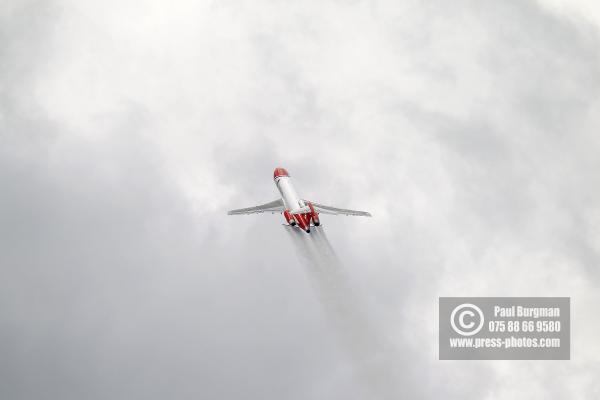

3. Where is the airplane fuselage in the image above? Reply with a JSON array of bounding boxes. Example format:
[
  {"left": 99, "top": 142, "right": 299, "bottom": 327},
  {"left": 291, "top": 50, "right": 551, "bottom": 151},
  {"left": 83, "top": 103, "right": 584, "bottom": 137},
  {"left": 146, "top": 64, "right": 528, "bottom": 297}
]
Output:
[
  {"left": 274, "top": 167, "right": 318, "bottom": 232},
  {"left": 275, "top": 174, "right": 303, "bottom": 211}
]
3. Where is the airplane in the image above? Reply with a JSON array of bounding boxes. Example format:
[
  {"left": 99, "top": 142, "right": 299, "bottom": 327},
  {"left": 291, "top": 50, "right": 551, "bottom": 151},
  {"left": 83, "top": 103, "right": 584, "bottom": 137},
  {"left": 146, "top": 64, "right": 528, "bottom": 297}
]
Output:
[{"left": 227, "top": 167, "right": 371, "bottom": 233}]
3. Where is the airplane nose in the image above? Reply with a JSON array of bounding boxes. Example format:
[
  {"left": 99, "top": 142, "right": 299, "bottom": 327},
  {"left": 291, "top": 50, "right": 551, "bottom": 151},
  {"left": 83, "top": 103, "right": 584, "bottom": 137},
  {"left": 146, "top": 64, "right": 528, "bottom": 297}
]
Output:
[{"left": 273, "top": 167, "right": 289, "bottom": 180}]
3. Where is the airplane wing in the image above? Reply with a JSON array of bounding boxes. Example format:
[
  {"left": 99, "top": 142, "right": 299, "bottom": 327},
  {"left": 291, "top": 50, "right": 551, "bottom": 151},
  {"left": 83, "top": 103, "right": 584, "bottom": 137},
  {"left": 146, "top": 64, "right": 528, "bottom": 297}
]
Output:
[
  {"left": 305, "top": 200, "right": 372, "bottom": 217},
  {"left": 227, "top": 199, "right": 285, "bottom": 215}
]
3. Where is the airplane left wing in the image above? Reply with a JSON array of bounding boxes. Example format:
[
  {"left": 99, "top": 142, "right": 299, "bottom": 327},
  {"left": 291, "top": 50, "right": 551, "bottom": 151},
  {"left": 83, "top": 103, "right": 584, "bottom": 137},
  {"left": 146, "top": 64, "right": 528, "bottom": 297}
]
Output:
[
  {"left": 227, "top": 199, "right": 285, "bottom": 215},
  {"left": 305, "top": 200, "right": 372, "bottom": 217}
]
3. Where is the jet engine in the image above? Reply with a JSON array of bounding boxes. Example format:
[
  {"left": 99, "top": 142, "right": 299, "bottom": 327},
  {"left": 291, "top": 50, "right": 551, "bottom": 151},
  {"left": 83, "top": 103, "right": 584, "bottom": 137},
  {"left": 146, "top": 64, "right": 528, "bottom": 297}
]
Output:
[
  {"left": 307, "top": 202, "right": 320, "bottom": 226},
  {"left": 294, "top": 213, "right": 310, "bottom": 233},
  {"left": 283, "top": 210, "right": 296, "bottom": 226}
]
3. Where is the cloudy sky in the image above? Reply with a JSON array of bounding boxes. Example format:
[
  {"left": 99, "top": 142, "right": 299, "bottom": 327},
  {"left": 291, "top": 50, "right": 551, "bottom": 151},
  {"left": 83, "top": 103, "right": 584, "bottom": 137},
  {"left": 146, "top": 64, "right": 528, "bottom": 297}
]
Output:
[{"left": 1, "top": 0, "right": 600, "bottom": 398}]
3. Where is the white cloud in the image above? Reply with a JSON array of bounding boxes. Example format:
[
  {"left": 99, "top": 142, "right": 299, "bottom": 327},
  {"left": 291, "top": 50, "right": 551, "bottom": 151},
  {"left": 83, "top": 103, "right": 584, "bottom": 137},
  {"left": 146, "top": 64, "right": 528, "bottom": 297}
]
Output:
[{"left": 2, "top": 0, "right": 600, "bottom": 398}]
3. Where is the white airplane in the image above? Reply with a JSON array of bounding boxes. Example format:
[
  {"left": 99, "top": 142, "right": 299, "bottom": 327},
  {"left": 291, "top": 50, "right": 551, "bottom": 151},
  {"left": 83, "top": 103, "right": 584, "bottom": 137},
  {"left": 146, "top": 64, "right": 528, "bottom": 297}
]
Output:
[{"left": 227, "top": 167, "right": 371, "bottom": 233}]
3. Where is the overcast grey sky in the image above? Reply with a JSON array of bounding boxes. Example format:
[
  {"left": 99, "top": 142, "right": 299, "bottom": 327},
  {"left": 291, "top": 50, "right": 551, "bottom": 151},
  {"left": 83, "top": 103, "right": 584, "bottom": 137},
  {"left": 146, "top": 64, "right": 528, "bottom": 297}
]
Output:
[{"left": 1, "top": 0, "right": 600, "bottom": 399}]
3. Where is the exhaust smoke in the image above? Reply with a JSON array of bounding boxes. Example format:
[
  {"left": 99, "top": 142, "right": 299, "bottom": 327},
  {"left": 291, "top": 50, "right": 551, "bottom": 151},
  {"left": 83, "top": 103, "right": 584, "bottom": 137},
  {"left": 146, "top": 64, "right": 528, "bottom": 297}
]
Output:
[{"left": 284, "top": 226, "right": 404, "bottom": 400}]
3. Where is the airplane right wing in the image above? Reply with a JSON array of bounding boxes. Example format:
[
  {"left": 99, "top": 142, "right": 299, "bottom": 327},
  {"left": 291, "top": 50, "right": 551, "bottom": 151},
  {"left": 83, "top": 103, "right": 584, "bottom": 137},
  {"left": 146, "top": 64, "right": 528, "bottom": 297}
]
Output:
[
  {"left": 227, "top": 199, "right": 285, "bottom": 215},
  {"left": 306, "top": 201, "right": 372, "bottom": 217}
]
